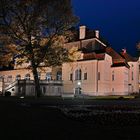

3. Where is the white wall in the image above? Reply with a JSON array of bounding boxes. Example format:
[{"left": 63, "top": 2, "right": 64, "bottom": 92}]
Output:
[
  {"left": 111, "top": 67, "right": 129, "bottom": 95},
  {"left": 62, "top": 53, "right": 113, "bottom": 96},
  {"left": 128, "top": 62, "right": 139, "bottom": 93},
  {"left": 62, "top": 60, "right": 98, "bottom": 96}
]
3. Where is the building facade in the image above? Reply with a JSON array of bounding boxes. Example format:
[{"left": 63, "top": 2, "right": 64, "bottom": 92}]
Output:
[
  {"left": 0, "top": 67, "right": 63, "bottom": 96},
  {"left": 0, "top": 25, "right": 139, "bottom": 96}
]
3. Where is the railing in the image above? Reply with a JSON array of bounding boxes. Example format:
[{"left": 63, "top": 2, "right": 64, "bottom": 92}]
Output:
[
  {"left": 18, "top": 79, "right": 63, "bottom": 84},
  {"left": 41, "top": 80, "right": 63, "bottom": 84},
  {"left": 4, "top": 79, "right": 63, "bottom": 91},
  {"left": 4, "top": 80, "right": 18, "bottom": 91}
]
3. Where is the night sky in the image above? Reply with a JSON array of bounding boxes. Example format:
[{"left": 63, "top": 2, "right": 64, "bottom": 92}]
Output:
[{"left": 72, "top": 0, "right": 140, "bottom": 56}]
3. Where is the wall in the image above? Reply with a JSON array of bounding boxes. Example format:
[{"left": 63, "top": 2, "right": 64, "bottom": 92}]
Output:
[
  {"left": 111, "top": 67, "right": 129, "bottom": 95},
  {"left": 98, "top": 54, "right": 112, "bottom": 95},
  {"left": 62, "top": 54, "right": 112, "bottom": 96},
  {"left": 62, "top": 60, "right": 98, "bottom": 96},
  {"left": 128, "top": 62, "right": 139, "bottom": 93},
  {"left": 0, "top": 67, "right": 62, "bottom": 96}
]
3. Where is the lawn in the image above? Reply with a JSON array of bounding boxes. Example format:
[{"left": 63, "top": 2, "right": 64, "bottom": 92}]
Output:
[{"left": 0, "top": 97, "right": 140, "bottom": 139}]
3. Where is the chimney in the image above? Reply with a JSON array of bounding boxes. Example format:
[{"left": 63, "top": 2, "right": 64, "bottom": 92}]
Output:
[
  {"left": 79, "top": 25, "right": 86, "bottom": 40},
  {"left": 122, "top": 48, "right": 126, "bottom": 53},
  {"left": 95, "top": 30, "right": 99, "bottom": 38}
]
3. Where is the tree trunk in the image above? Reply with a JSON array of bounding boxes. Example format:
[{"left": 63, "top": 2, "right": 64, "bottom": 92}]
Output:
[
  {"left": 28, "top": 42, "right": 41, "bottom": 97},
  {"left": 32, "top": 60, "right": 41, "bottom": 97}
]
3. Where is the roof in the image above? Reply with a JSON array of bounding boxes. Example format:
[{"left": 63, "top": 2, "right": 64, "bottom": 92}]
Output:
[
  {"left": 68, "top": 27, "right": 108, "bottom": 45},
  {"left": 111, "top": 61, "right": 130, "bottom": 68},
  {"left": 82, "top": 52, "right": 105, "bottom": 60},
  {"left": 106, "top": 47, "right": 131, "bottom": 68},
  {"left": 120, "top": 51, "right": 138, "bottom": 62},
  {"left": 81, "top": 39, "right": 106, "bottom": 53},
  {"left": 106, "top": 47, "right": 124, "bottom": 62}
]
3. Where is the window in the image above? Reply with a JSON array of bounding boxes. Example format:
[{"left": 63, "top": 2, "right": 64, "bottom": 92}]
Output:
[
  {"left": 112, "top": 88, "right": 114, "bottom": 92},
  {"left": 132, "top": 86, "right": 134, "bottom": 92},
  {"left": 56, "top": 71, "right": 62, "bottom": 81},
  {"left": 46, "top": 72, "right": 52, "bottom": 81},
  {"left": 70, "top": 73, "right": 73, "bottom": 81},
  {"left": 7, "top": 75, "right": 12, "bottom": 82},
  {"left": 112, "top": 74, "right": 114, "bottom": 81},
  {"left": 132, "top": 72, "right": 134, "bottom": 80},
  {"left": 84, "top": 73, "right": 87, "bottom": 80},
  {"left": 75, "top": 69, "right": 82, "bottom": 80},
  {"left": 16, "top": 75, "right": 21, "bottom": 80},
  {"left": 25, "top": 74, "right": 30, "bottom": 80},
  {"left": 98, "top": 72, "right": 100, "bottom": 80},
  {"left": 38, "top": 72, "right": 41, "bottom": 80},
  {"left": 0, "top": 76, "right": 4, "bottom": 82},
  {"left": 112, "top": 71, "right": 114, "bottom": 81}
]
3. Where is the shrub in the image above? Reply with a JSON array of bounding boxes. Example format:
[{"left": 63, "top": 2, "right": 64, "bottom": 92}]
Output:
[{"left": 5, "top": 91, "right": 11, "bottom": 96}]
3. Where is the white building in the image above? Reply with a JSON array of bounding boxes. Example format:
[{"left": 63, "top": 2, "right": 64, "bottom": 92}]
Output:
[
  {"left": 0, "top": 67, "right": 63, "bottom": 96},
  {"left": 62, "top": 26, "right": 139, "bottom": 96},
  {"left": 0, "top": 25, "right": 139, "bottom": 96}
]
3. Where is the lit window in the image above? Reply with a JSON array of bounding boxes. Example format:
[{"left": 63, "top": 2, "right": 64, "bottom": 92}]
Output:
[
  {"left": 46, "top": 72, "right": 52, "bottom": 81},
  {"left": 25, "top": 74, "right": 30, "bottom": 80},
  {"left": 56, "top": 71, "right": 62, "bottom": 81},
  {"left": 38, "top": 72, "right": 41, "bottom": 80},
  {"left": 16, "top": 75, "right": 21, "bottom": 80},
  {"left": 84, "top": 73, "right": 87, "bottom": 80},
  {"left": 75, "top": 69, "right": 82, "bottom": 80}
]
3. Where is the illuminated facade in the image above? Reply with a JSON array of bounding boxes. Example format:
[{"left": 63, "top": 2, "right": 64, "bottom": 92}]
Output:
[
  {"left": 0, "top": 25, "right": 139, "bottom": 96},
  {"left": 0, "top": 67, "right": 63, "bottom": 96}
]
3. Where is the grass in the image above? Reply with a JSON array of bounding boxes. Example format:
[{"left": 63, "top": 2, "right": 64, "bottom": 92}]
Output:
[
  {"left": 0, "top": 94, "right": 136, "bottom": 102},
  {"left": 91, "top": 95, "right": 135, "bottom": 99},
  {"left": 1, "top": 97, "right": 140, "bottom": 139},
  {"left": 72, "top": 95, "right": 136, "bottom": 100}
]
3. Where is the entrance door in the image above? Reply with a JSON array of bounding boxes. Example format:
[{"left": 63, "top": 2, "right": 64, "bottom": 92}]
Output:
[{"left": 75, "top": 87, "right": 81, "bottom": 95}]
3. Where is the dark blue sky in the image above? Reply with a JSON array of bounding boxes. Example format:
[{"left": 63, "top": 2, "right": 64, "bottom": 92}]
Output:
[{"left": 72, "top": 0, "right": 140, "bottom": 56}]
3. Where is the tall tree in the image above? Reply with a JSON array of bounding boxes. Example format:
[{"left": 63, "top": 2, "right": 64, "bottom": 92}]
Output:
[{"left": 0, "top": 0, "right": 78, "bottom": 97}]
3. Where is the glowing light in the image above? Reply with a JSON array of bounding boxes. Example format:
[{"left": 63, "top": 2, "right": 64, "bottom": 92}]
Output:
[
  {"left": 77, "top": 81, "right": 81, "bottom": 86},
  {"left": 20, "top": 96, "right": 24, "bottom": 99}
]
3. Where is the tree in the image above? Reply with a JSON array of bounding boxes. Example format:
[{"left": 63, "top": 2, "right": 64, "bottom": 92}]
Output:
[
  {"left": 0, "top": 0, "right": 78, "bottom": 97},
  {"left": 136, "top": 42, "right": 140, "bottom": 57}
]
